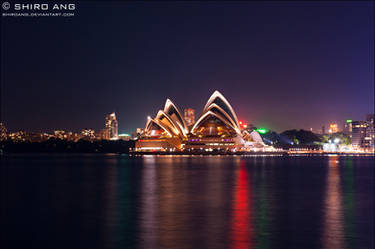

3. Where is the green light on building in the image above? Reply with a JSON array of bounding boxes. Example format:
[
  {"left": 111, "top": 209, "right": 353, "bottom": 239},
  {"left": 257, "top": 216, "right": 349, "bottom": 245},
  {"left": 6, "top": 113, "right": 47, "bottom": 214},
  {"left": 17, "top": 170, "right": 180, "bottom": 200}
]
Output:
[
  {"left": 256, "top": 128, "right": 268, "bottom": 134},
  {"left": 346, "top": 119, "right": 352, "bottom": 123}
]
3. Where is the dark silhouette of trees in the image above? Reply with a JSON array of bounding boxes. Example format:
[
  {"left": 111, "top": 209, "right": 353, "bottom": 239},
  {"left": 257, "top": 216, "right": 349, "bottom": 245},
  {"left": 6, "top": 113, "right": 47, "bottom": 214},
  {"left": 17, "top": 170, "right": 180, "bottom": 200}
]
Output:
[{"left": 0, "top": 138, "right": 134, "bottom": 153}]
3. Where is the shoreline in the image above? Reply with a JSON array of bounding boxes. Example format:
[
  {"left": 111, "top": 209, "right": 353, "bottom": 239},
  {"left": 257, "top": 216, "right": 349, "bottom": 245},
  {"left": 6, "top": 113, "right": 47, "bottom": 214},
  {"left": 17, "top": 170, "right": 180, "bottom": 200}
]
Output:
[
  {"left": 1, "top": 151, "right": 374, "bottom": 156},
  {"left": 129, "top": 151, "right": 375, "bottom": 156}
]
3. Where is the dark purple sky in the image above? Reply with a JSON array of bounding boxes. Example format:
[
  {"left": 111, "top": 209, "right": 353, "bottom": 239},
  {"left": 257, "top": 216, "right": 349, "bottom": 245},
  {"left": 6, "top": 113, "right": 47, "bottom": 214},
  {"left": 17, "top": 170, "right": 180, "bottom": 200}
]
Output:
[{"left": 1, "top": 1, "right": 374, "bottom": 133}]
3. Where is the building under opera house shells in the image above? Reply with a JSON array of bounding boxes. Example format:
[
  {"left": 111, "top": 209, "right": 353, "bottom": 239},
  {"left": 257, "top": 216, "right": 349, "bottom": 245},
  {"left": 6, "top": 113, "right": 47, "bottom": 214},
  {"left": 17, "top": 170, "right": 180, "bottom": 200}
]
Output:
[{"left": 135, "top": 91, "right": 272, "bottom": 152}]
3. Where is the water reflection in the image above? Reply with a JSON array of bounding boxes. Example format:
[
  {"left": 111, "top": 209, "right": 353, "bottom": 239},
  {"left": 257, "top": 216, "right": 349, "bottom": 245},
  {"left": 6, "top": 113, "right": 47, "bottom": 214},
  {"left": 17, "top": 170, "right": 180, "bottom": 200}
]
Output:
[
  {"left": 322, "top": 155, "right": 344, "bottom": 249},
  {"left": 157, "top": 156, "right": 186, "bottom": 249},
  {"left": 103, "top": 159, "right": 118, "bottom": 249},
  {"left": 204, "top": 157, "right": 229, "bottom": 249},
  {"left": 140, "top": 156, "right": 158, "bottom": 249},
  {"left": 113, "top": 157, "right": 141, "bottom": 248},
  {"left": 342, "top": 158, "right": 356, "bottom": 249},
  {"left": 3, "top": 155, "right": 373, "bottom": 249},
  {"left": 254, "top": 159, "right": 271, "bottom": 249},
  {"left": 230, "top": 159, "right": 253, "bottom": 249}
]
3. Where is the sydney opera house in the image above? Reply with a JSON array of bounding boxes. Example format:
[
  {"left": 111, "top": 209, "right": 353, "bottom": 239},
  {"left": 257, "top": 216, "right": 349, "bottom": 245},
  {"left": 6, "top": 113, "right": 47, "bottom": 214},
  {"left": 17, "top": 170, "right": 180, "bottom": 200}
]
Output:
[{"left": 135, "top": 91, "right": 272, "bottom": 152}]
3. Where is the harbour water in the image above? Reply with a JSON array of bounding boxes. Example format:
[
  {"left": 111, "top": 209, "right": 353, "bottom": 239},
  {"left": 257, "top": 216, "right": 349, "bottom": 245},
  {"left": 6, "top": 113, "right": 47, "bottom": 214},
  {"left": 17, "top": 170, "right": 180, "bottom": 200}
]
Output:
[{"left": 2, "top": 154, "right": 374, "bottom": 249}]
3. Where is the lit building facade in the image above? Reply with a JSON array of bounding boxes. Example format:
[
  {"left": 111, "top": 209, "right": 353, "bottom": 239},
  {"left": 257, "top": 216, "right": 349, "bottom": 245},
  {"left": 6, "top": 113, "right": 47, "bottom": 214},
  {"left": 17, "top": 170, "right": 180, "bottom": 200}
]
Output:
[
  {"left": 97, "top": 129, "right": 107, "bottom": 140},
  {"left": 54, "top": 130, "right": 67, "bottom": 139},
  {"left": 0, "top": 123, "right": 7, "bottom": 141},
  {"left": 184, "top": 108, "right": 195, "bottom": 127},
  {"left": 328, "top": 123, "right": 339, "bottom": 134},
  {"left": 344, "top": 119, "right": 352, "bottom": 136},
  {"left": 105, "top": 112, "right": 118, "bottom": 140},
  {"left": 81, "top": 129, "right": 95, "bottom": 140},
  {"left": 118, "top": 133, "right": 131, "bottom": 141},
  {"left": 350, "top": 115, "right": 374, "bottom": 151},
  {"left": 352, "top": 121, "right": 369, "bottom": 149},
  {"left": 135, "top": 91, "right": 268, "bottom": 152},
  {"left": 136, "top": 128, "right": 144, "bottom": 135},
  {"left": 365, "top": 114, "right": 375, "bottom": 150}
]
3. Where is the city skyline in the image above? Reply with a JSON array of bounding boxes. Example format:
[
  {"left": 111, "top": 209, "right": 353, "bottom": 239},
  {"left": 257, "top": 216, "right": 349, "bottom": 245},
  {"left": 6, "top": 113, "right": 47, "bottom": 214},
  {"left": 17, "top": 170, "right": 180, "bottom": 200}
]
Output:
[
  {"left": 1, "top": 106, "right": 373, "bottom": 135},
  {"left": 1, "top": 2, "right": 374, "bottom": 133},
  {"left": 1, "top": 3, "right": 374, "bottom": 249}
]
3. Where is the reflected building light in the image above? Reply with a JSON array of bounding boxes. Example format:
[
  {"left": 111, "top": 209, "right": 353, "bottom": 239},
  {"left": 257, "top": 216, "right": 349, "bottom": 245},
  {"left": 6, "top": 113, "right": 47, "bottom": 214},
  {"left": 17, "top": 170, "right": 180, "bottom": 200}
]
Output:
[
  {"left": 322, "top": 156, "right": 344, "bottom": 249},
  {"left": 103, "top": 160, "right": 118, "bottom": 246},
  {"left": 230, "top": 160, "right": 253, "bottom": 249},
  {"left": 140, "top": 157, "right": 158, "bottom": 249}
]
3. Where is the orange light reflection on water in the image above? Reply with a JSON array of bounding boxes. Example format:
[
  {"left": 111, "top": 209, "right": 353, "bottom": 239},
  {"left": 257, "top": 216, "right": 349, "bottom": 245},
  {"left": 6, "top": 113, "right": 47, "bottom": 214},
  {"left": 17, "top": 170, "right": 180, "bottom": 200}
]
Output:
[{"left": 322, "top": 155, "right": 344, "bottom": 249}]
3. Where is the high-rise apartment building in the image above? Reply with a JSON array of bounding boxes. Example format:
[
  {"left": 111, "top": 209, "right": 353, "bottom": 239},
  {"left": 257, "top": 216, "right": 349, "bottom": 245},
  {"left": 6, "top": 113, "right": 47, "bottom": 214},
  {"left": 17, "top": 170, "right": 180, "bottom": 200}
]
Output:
[
  {"left": 105, "top": 112, "right": 118, "bottom": 140},
  {"left": 365, "top": 114, "right": 375, "bottom": 150},
  {"left": 0, "top": 123, "right": 7, "bottom": 141},
  {"left": 351, "top": 115, "right": 375, "bottom": 150},
  {"left": 328, "top": 123, "right": 339, "bottom": 133},
  {"left": 344, "top": 119, "right": 352, "bottom": 135},
  {"left": 352, "top": 121, "right": 368, "bottom": 149}
]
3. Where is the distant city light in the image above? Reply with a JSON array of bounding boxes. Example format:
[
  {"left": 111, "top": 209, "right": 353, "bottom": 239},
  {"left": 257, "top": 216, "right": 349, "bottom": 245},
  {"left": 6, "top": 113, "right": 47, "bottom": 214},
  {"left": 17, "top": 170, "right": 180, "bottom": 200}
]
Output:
[
  {"left": 105, "top": 112, "right": 118, "bottom": 140},
  {"left": 256, "top": 128, "right": 268, "bottom": 134},
  {"left": 346, "top": 119, "right": 352, "bottom": 123},
  {"left": 328, "top": 123, "right": 338, "bottom": 133},
  {"left": 238, "top": 120, "right": 248, "bottom": 129}
]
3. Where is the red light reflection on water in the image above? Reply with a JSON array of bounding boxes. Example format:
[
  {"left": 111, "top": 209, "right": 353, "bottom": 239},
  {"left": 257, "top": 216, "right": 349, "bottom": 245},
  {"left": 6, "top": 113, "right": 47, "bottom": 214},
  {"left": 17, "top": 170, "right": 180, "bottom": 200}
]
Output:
[{"left": 230, "top": 160, "right": 253, "bottom": 249}]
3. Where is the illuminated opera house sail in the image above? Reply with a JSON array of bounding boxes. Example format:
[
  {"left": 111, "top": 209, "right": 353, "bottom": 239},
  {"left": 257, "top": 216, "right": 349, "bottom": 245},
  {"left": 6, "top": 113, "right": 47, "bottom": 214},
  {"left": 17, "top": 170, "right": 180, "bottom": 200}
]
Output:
[{"left": 135, "top": 91, "right": 270, "bottom": 152}]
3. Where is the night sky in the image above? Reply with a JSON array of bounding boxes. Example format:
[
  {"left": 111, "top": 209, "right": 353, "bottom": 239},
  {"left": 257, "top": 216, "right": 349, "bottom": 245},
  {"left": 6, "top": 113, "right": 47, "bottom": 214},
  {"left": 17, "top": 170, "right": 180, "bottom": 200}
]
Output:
[{"left": 1, "top": 1, "right": 374, "bottom": 133}]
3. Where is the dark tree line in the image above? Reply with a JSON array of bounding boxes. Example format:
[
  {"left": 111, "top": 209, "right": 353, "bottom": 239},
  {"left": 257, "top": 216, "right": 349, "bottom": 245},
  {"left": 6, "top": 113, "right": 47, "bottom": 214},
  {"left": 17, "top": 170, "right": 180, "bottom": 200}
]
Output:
[
  {"left": 260, "top": 129, "right": 348, "bottom": 149},
  {"left": 0, "top": 138, "right": 135, "bottom": 153}
]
